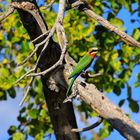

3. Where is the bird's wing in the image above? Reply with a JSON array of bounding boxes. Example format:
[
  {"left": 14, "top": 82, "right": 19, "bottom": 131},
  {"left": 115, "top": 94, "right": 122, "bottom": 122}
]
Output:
[{"left": 69, "top": 55, "right": 92, "bottom": 78}]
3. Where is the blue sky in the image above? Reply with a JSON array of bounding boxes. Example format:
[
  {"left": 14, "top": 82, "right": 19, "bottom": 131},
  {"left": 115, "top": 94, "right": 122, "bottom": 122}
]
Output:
[{"left": 0, "top": 2, "right": 140, "bottom": 140}]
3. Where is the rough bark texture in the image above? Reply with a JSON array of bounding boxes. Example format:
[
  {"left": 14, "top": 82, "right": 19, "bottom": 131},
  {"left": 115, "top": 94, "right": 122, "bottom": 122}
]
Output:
[
  {"left": 13, "top": 0, "right": 80, "bottom": 140},
  {"left": 77, "top": 83, "right": 140, "bottom": 140}
]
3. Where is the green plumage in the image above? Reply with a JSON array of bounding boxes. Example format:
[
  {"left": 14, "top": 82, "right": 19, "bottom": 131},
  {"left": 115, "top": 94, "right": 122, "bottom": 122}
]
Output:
[
  {"left": 66, "top": 76, "right": 76, "bottom": 96},
  {"left": 66, "top": 53, "right": 93, "bottom": 96},
  {"left": 69, "top": 53, "right": 92, "bottom": 79}
]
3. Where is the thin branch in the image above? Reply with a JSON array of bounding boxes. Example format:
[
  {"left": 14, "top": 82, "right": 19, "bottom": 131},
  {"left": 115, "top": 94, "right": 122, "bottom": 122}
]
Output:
[
  {"left": 70, "top": 1, "right": 140, "bottom": 48},
  {"left": 72, "top": 116, "right": 103, "bottom": 132},
  {"left": 17, "top": 47, "right": 39, "bottom": 67},
  {"left": 15, "top": 68, "right": 35, "bottom": 84},
  {"left": 31, "top": 31, "right": 49, "bottom": 43},
  {"left": 17, "top": 29, "right": 52, "bottom": 66},
  {"left": 0, "top": 6, "right": 15, "bottom": 22},
  {"left": 19, "top": 77, "right": 34, "bottom": 106},
  {"left": 27, "top": 56, "right": 62, "bottom": 76},
  {"left": 87, "top": 73, "right": 102, "bottom": 78},
  {"left": 27, "top": 0, "right": 67, "bottom": 77},
  {"left": 77, "top": 82, "right": 140, "bottom": 139}
]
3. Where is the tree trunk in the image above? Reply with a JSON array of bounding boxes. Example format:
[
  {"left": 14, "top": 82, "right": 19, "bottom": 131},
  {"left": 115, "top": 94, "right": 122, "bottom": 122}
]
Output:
[{"left": 13, "top": 0, "right": 80, "bottom": 139}]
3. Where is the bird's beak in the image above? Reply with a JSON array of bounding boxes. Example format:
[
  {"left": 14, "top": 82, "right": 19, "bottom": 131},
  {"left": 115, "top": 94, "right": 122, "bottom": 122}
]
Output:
[{"left": 89, "top": 48, "right": 101, "bottom": 53}]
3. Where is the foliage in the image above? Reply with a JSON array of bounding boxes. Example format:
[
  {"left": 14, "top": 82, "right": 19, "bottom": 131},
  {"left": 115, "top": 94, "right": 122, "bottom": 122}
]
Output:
[{"left": 0, "top": 0, "right": 140, "bottom": 139}]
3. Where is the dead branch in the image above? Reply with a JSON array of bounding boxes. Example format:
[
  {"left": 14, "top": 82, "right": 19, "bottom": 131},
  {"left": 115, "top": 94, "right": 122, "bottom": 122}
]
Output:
[
  {"left": 77, "top": 82, "right": 140, "bottom": 140},
  {"left": 27, "top": 0, "right": 67, "bottom": 77},
  {"left": 15, "top": 68, "right": 35, "bottom": 84},
  {"left": 14, "top": 1, "right": 56, "bottom": 105},
  {"left": 17, "top": 30, "right": 50, "bottom": 66},
  {"left": 17, "top": 0, "right": 67, "bottom": 105},
  {"left": 19, "top": 76, "right": 35, "bottom": 106},
  {"left": 72, "top": 116, "right": 103, "bottom": 132},
  {"left": 70, "top": 1, "right": 140, "bottom": 48},
  {"left": 11, "top": 1, "right": 46, "bottom": 33}
]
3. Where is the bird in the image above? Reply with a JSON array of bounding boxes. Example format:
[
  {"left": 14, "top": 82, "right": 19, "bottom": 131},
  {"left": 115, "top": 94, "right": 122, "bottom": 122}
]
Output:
[{"left": 66, "top": 48, "right": 98, "bottom": 96}]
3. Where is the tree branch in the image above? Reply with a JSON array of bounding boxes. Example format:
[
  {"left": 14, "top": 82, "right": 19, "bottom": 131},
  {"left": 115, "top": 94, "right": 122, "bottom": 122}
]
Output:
[
  {"left": 77, "top": 82, "right": 140, "bottom": 140},
  {"left": 27, "top": 0, "right": 67, "bottom": 77},
  {"left": 69, "top": 0, "right": 140, "bottom": 48},
  {"left": 0, "top": 6, "right": 15, "bottom": 22},
  {"left": 72, "top": 116, "right": 103, "bottom": 132}
]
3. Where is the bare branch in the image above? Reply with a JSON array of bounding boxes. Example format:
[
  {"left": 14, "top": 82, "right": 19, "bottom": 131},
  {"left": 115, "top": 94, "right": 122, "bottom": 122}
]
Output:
[
  {"left": 15, "top": 68, "right": 35, "bottom": 84},
  {"left": 0, "top": 6, "right": 15, "bottom": 22},
  {"left": 27, "top": 55, "right": 62, "bottom": 76},
  {"left": 72, "top": 116, "right": 103, "bottom": 132},
  {"left": 70, "top": 1, "right": 140, "bottom": 48},
  {"left": 17, "top": 47, "right": 39, "bottom": 67},
  {"left": 19, "top": 77, "right": 34, "bottom": 106},
  {"left": 80, "top": 72, "right": 102, "bottom": 79},
  {"left": 17, "top": 31, "right": 50, "bottom": 66},
  {"left": 86, "top": 73, "right": 102, "bottom": 78},
  {"left": 27, "top": 0, "right": 67, "bottom": 77},
  {"left": 77, "top": 82, "right": 140, "bottom": 140},
  {"left": 11, "top": 1, "right": 47, "bottom": 33},
  {"left": 31, "top": 31, "right": 50, "bottom": 43}
]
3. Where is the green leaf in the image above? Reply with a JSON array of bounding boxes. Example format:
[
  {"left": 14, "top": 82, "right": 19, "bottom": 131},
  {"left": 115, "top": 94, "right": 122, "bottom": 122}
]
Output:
[
  {"left": 127, "top": 84, "right": 132, "bottom": 98},
  {"left": 35, "top": 131, "right": 44, "bottom": 140},
  {"left": 0, "top": 67, "right": 9, "bottom": 76},
  {"left": 19, "top": 107, "right": 26, "bottom": 114},
  {"left": 118, "top": 99, "right": 125, "bottom": 107},
  {"left": 8, "top": 88, "right": 16, "bottom": 98},
  {"left": 129, "top": 99, "right": 139, "bottom": 113},
  {"left": 40, "top": 109, "right": 47, "bottom": 118},
  {"left": 110, "top": 18, "right": 124, "bottom": 28},
  {"left": 113, "top": 85, "right": 121, "bottom": 96},
  {"left": 28, "top": 109, "right": 39, "bottom": 119},
  {"left": 134, "top": 81, "right": 140, "bottom": 88},
  {"left": 133, "top": 29, "right": 140, "bottom": 40},
  {"left": 8, "top": 125, "right": 17, "bottom": 135},
  {"left": 13, "top": 132, "right": 24, "bottom": 140}
]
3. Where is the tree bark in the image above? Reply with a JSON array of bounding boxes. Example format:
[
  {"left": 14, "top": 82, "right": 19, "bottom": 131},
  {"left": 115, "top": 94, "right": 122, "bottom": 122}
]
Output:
[
  {"left": 77, "top": 82, "right": 140, "bottom": 140},
  {"left": 12, "top": 0, "right": 80, "bottom": 140}
]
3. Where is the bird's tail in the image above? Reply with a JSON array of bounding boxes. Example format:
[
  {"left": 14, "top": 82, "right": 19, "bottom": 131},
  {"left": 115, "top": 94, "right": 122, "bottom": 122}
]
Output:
[{"left": 66, "top": 75, "right": 78, "bottom": 96}]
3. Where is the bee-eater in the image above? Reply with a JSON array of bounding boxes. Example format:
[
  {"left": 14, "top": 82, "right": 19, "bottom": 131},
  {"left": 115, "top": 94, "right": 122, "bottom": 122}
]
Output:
[{"left": 66, "top": 48, "right": 98, "bottom": 96}]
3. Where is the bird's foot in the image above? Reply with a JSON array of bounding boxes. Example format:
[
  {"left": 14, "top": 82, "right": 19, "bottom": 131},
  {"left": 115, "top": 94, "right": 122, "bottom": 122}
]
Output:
[{"left": 63, "top": 92, "right": 78, "bottom": 103}]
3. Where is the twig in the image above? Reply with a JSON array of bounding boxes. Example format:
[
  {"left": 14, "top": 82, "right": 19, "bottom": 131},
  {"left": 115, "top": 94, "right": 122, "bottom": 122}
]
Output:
[
  {"left": 0, "top": 6, "right": 15, "bottom": 22},
  {"left": 31, "top": 31, "right": 49, "bottom": 43},
  {"left": 72, "top": 116, "right": 103, "bottom": 132},
  {"left": 87, "top": 73, "right": 102, "bottom": 78},
  {"left": 15, "top": 68, "right": 35, "bottom": 84},
  {"left": 70, "top": 1, "right": 140, "bottom": 48},
  {"left": 19, "top": 77, "right": 35, "bottom": 106},
  {"left": 17, "top": 46, "right": 39, "bottom": 67},
  {"left": 27, "top": 0, "right": 67, "bottom": 77},
  {"left": 17, "top": 31, "right": 52, "bottom": 66},
  {"left": 27, "top": 56, "right": 61, "bottom": 76},
  {"left": 17, "top": 29, "right": 52, "bottom": 66}
]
